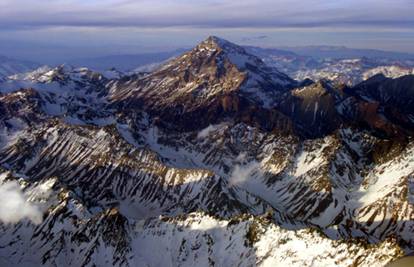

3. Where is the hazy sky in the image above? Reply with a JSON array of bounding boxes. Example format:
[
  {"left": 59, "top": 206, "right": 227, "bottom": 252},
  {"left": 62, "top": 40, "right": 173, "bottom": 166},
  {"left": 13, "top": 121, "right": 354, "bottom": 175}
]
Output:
[{"left": 1, "top": 0, "right": 414, "bottom": 63}]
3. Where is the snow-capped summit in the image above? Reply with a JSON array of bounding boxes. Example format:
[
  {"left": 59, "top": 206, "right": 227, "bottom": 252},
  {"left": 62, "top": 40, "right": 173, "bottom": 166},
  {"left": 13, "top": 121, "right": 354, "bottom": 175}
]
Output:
[
  {"left": 1, "top": 64, "right": 110, "bottom": 95},
  {"left": 196, "top": 35, "right": 262, "bottom": 70},
  {"left": 8, "top": 65, "right": 53, "bottom": 81},
  {"left": 0, "top": 64, "right": 112, "bottom": 124},
  {"left": 7, "top": 64, "right": 121, "bottom": 85},
  {"left": 20, "top": 64, "right": 105, "bottom": 84},
  {"left": 363, "top": 65, "right": 414, "bottom": 80},
  {"left": 194, "top": 36, "right": 297, "bottom": 90},
  {"left": 109, "top": 36, "right": 297, "bottom": 131}
]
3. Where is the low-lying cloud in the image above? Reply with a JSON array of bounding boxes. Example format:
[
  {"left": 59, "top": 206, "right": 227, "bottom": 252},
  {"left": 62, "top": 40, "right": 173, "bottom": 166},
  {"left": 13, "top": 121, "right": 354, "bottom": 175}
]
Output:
[
  {"left": 0, "top": 181, "right": 43, "bottom": 224},
  {"left": 197, "top": 123, "right": 226, "bottom": 139},
  {"left": 241, "top": 35, "right": 269, "bottom": 42},
  {"left": 229, "top": 161, "right": 261, "bottom": 186}
]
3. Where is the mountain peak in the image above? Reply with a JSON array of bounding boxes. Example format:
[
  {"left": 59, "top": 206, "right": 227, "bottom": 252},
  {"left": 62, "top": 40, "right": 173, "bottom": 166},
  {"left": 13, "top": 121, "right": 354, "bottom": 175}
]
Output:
[
  {"left": 196, "top": 36, "right": 248, "bottom": 60},
  {"left": 205, "top": 35, "right": 226, "bottom": 43},
  {"left": 193, "top": 36, "right": 253, "bottom": 69},
  {"left": 111, "top": 36, "right": 297, "bottom": 111},
  {"left": 109, "top": 36, "right": 299, "bottom": 131},
  {"left": 193, "top": 36, "right": 296, "bottom": 87},
  {"left": 202, "top": 36, "right": 237, "bottom": 49}
]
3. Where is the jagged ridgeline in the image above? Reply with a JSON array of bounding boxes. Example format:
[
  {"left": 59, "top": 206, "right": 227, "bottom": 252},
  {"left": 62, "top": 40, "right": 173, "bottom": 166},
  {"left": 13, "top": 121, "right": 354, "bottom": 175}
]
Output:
[{"left": 0, "top": 36, "right": 413, "bottom": 267}]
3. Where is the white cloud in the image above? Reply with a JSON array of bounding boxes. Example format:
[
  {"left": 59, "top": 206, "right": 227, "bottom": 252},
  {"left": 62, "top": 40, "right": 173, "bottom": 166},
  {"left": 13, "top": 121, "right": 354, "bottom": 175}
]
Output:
[
  {"left": 229, "top": 161, "right": 261, "bottom": 186},
  {"left": 235, "top": 152, "right": 247, "bottom": 163},
  {"left": 197, "top": 123, "right": 226, "bottom": 139},
  {"left": 0, "top": 181, "right": 43, "bottom": 224}
]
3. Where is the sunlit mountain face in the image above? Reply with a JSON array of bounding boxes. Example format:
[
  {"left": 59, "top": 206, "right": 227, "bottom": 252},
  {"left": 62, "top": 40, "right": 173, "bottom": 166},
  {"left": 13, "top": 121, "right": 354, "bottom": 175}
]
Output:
[{"left": 1, "top": 1, "right": 414, "bottom": 266}]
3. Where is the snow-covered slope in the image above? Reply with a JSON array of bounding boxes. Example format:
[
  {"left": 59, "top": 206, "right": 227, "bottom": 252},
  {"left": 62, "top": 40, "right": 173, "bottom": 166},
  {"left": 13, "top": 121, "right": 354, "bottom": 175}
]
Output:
[
  {"left": 363, "top": 65, "right": 414, "bottom": 80},
  {"left": 0, "top": 65, "right": 113, "bottom": 123},
  {"left": 3, "top": 64, "right": 109, "bottom": 93},
  {"left": 247, "top": 47, "right": 414, "bottom": 85},
  {"left": 0, "top": 203, "right": 403, "bottom": 267}
]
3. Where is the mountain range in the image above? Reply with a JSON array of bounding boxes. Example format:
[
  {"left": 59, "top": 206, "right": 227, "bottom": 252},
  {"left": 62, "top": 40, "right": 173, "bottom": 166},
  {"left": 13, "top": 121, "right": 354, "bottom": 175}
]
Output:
[
  {"left": 0, "top": 55, "right": 40, "bottom": 82},
  {"left": 3, "top": 42, "right": 414, "bottom": 86},
  {"left": 0, "top": 36, "right": 413, "bottom": 267}
]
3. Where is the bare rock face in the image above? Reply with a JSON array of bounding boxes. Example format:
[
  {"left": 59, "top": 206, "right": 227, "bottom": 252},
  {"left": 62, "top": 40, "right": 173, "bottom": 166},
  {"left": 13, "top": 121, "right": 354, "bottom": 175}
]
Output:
[
  {"left": 109, "top": 36, "right": 297, "bottom": 132},
  {"left": 350, "top": 74, "right": 414, "bottom": 114},
  {"left": 276, "top": 81, "right": 344, "bottom": 137},
  {"left": 346, "top": 74, "right": 414, "bottom": 134}
]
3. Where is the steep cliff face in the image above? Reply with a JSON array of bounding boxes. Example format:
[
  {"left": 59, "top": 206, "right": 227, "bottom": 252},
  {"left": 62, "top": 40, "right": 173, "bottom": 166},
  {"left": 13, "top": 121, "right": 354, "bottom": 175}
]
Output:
[
  {"left": 276, "top": 81, "right": 344, "bottom": 137},
  {"left": 109, "top": 36, "right": 297, "bottom": 132},
  {"left": 346, "top": 74, "right": 414, "bottom": 135}
]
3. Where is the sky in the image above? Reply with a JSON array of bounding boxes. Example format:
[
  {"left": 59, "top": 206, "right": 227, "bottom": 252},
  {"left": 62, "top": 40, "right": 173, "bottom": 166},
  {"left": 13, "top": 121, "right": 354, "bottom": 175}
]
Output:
[{"left": 1, "top": 0, "right": 414, "bottom": 63}]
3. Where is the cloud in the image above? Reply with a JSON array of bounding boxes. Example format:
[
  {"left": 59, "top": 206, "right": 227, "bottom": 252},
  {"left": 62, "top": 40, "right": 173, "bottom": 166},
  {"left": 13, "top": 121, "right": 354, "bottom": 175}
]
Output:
[
  {"left": 197, "top": 123, "right": 226, "bottom": 139},
  {"left": 229, "top": 161, "right": 261, "bottom": 186},
  {"left": 0, "top": 0, "right": 413, "bottom": 30},
  {"left": 241, "top": 35, "right": 269, "bottom": 42},
  {"left": 235, "top": 152, "right": 248, "bottom": 163},
  {"left": 0, "top": 181, "right": 43, "bottom": 224},
  {"left": 1, "top": 0, "right": 414, "bottom": 57}
]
